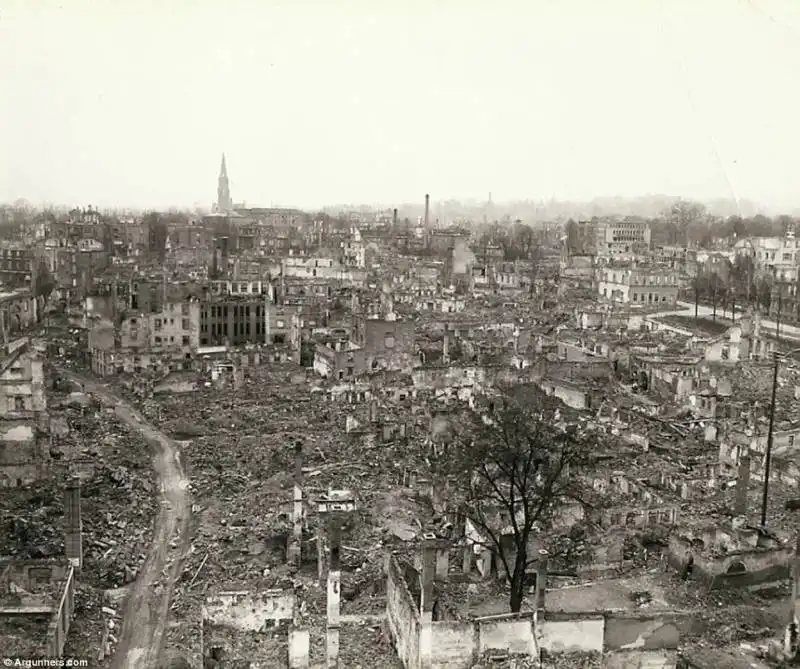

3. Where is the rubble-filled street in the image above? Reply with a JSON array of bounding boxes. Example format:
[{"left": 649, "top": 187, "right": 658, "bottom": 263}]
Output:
[{"left": 0, "top": 380, "right": 158, "bottom": 664}]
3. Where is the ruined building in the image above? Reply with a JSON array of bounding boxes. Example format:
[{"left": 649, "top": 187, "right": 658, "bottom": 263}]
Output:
[{"left": 0, "top": 337, "right": 48, "bottom": 487}]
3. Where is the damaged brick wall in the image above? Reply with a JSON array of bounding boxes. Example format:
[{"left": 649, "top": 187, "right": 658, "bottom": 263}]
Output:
[
  {"left": 386, "top": 555, "right": 421, "bottom": 669},
  {"left": 202, "top": 590, "right": 296, "bottom": 631}
]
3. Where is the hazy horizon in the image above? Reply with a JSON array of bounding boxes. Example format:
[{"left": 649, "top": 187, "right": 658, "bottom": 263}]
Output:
[{"left": 3, "top": 0, "right": 800, "bottom": 213}]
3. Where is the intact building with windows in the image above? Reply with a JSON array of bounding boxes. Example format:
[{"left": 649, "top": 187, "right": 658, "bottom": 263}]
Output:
[
  {"left": 199, "top": 297, "right": 265, "bottom": 347},
  {"left": 596, "top": 220, "right": 652, "bottom": 258},
  {"left": 598, "top": 266, "right": 679, "bottom": 305}
]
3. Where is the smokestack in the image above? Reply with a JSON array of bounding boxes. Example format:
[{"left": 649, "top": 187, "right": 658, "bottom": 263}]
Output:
[
  {"left": 442, "top": 332, "right": 449, "bottom": 364},
  {"left": 392, "top": 209, "right": 398, "bottom": 228},
  {"left": 64, "top": 477, "right": 83, "bottom": 570},
  {"left": 424, "top": 194, "right": 430, "bottom": 228}
]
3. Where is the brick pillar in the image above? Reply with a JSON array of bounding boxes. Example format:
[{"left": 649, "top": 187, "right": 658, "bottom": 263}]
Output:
[
  {"left": 534, "top": 549, "right": 549, "bottom": 611},
  {"left": 64, "top": 478, "right": 82, "bottom": 570},
  {"left": 734, "top": 451, "right": 751, "bottom": 516},
  {"left": 288, "top": 443, "right": 303, "bottom": 565},
  {"left": 326, "top": 519, "right": 341, "bottom": 668},
  {"left": 419, "top": 534, "right": 437, "bottom": 669}
]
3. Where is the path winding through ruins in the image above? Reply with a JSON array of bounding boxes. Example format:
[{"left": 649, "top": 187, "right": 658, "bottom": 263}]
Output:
[{"left": 57, "top": 369, "right": 191, "bottom": 669}]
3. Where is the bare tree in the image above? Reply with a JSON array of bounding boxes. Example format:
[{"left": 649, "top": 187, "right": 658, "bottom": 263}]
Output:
[
  {"left": 429, "top": 387, "right": 597, "bottom": 612},
  {"left": 666, "top": 199, "right": 707, "bottom": 246}
]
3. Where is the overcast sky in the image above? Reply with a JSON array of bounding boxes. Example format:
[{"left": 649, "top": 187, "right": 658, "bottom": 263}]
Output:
[{"left": 2, "top": 0, "right": 800, "bottom": 211}]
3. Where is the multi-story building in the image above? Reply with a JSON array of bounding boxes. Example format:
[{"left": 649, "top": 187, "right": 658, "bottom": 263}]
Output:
[
  {"left": 313, "top": 336, "right": 367, "bottom": 380},
  {"left": 41, "top": 238, "right": 110, "bottom": 303},
  {"left": 352, "top": 315, "right": 416, "bottom": 372},
  {"left": 598, "top": 266, "right": 679, "bottom": 305},
  {"left": 340, "top": 227, "right": 366, "bottom": 269},
  {"left": 0, "top": 243, "right": 34, "bottom": 287},
  {"left": 89, "top": 300, "right": 200, "bottom": 376},
  {"left": 280, "top": 256, "right": 367, "bottom": 285},
  {"left": 734, "top": 234, "right": 800, "bottom": 272},
  {"left": 0, "top": 290, "right": 42, "bottom": 338},
  {"left": 0, "top": 337, "right": 48, "bottom": 487},
  {"left": 651, "top": 246, "right": 698, "bottom": 276},
  {"left": 596, "top": 220, "right": 651, "bottom": 258},
  {"left": 197, "top": 295, "right": 301, "bottom": 350},
  {"left": 149, "top": 302, "right": 201, "bottom": 351},
  {"left": 199, "top": 297, "right": 263, "bottom": 347}
]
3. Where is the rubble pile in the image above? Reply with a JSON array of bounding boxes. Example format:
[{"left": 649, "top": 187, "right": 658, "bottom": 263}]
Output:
[
  {"left": 538, "top": 651, "right": 601, "bottom": 669},
  {"left": 0, "top": 388, "right": 158, "bottom": 666},
  {"left": 338, "top": 622, "right": 404, "bottom": 669},
  {"left": 62, "top": 584, "right": 116, "bottom": 666},
  {"left": 141, "top": 369, "right": 439, "bottom": 659},
  {"left": 0, "top": 408, "right": 156, "bottom": 589}
]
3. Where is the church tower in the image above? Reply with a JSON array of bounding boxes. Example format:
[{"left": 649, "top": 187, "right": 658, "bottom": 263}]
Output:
[{"left": 216, "top": 153, "right": 233, "bottom": 213}]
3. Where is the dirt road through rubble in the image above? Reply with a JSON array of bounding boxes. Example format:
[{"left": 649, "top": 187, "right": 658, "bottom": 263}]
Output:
[{"left": 57, "top": 370, "right": 191, "bottom": 669}]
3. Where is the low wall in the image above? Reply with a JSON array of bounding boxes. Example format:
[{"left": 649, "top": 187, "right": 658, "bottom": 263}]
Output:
[
  {"left": 46, "top": 566, "right": 75, "bottom": 657},
  {"left": 479, "top": 616, "right": 537, "bottom": 655},
  {"left": 666, "top": 541, "right": 792, "bottom": 590},
  {"left": 429, "top": 614, "right": 538, "bottom": 669},
  {"left": 539, "top": 616, "right": 604, "bottom": 653},
  {"left": 0, "top": 561, "right": 74, "bottom": 658},
  {"left": 539, "top": 611, "right": 689, "bottom": 657},
  {"left": 202, "top": 590, "right": 295, "bottom": 631},
  {"left": 604, "top": 613, "right": 681, "bottom": 650},
  {"left": 429, "top": 621, "right": 475, "bottom": 669},
  {"left": 384, "top": 555, "right": 686, "bottom": 668}
]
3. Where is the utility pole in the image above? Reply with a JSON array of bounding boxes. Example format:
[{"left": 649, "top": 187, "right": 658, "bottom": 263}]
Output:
[
  {"left": 761, "top": 351, "right": 780, "bottom": 527},
  {"left": 762, "top": 347, "right": 800, "bottom": 526},
  {"left": 777, "top": 287, "right": 783, "bottom": 344}
]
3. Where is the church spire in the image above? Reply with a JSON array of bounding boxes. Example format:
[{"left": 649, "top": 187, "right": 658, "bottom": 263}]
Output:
[{"left": 216, "top": 153, "right": 232, "bottom": 213}]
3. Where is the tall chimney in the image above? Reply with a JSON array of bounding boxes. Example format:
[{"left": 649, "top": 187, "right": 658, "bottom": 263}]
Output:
[
  {"left": 442, "top": 332, "right": 449, "bottom": 365},
  {"left": 424, "top": 194, "right": 430, "bottom": 228},
  {"left": 392, "top": 209, "right": 398, "bottom": 228},
  {"left": 734, "top": 451, "right": 751, "bottom": 516},
  {"left": 326, "top": 518, "right": 342, "bottom": 668},
  {"left": 64, "top": 477, "right": 83, "bottom": 570}
]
